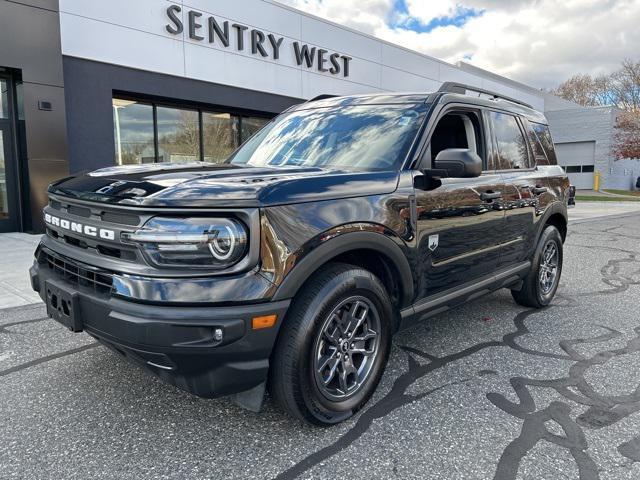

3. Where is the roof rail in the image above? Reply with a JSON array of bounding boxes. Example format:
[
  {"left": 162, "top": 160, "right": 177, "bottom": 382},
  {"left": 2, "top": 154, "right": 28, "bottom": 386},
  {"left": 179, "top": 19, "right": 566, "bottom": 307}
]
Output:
[
  {"left": 438, "top": 82, "right": 533, "bottom": 109},
  {"left": 307, "top": 94, "right": 339, "bottom": 103}
]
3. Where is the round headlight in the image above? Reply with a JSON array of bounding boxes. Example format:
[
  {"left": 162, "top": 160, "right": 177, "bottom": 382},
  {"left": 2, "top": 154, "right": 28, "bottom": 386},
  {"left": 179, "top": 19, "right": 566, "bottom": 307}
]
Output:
[
  {"left": 123, "top": 217, "right": 248, "bottom": 269},
  {"left": 208, "top": 225, "right": 236, "bottom": 260}
]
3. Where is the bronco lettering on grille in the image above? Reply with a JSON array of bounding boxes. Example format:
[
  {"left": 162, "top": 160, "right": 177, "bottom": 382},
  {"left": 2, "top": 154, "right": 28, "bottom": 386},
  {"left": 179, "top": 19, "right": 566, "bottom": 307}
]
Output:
[{"left": 44, "top": 213, "right": 116, "bottom": 241}]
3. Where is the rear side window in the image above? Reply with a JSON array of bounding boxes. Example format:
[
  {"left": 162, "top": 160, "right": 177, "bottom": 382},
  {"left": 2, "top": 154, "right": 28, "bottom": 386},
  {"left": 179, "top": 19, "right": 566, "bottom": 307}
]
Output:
[
  {"left": 489, "top": 111, "right": 532, "bottom": 170},
  {"left": 522, "top": 120, "right": 546, "bottom": 164},
  {"left": 530, "top": 122, "right": 558, "bottom": 165}
]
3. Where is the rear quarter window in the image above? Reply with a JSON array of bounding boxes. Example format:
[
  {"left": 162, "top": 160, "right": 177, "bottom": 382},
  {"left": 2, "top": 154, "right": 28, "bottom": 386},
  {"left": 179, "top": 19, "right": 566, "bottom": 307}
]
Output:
[{"left": 529, "top": 122, "right": 558, "bottom": 165}]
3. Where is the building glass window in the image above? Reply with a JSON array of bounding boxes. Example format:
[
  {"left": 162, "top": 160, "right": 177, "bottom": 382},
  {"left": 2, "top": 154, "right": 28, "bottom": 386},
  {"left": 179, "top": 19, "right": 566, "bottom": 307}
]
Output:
[
  {"left": 0, "top": 130, "right": 6, "bottom": 218},
  {"left": 203, "top": 112, "right": 237, "bottom": 163},
  {"left": 0, "top": 79, "right": 8, "bottom": 119},
  {"left": 241, "top": 116, "right": 269, "bottom": 142},
  {"left": 15, "top": 81, "right": 24, "bottom": 121},
  {"left": 490, "top": 111, "right": 531, "bottom": 170},
  {"left": 566, "top": 165, "right": 582, "bottom": 173},
  {"left": 113, "top": 97, "right": 271, "bottom": 165},
  {"left": 113, "top": 99, "right": 155, "bottom": 165},
  {"left": 157, "top": 106, "right": 200, "bottom": 163},
  {"left": 582, "top": 165, "right": 595, "bottom": 173}
]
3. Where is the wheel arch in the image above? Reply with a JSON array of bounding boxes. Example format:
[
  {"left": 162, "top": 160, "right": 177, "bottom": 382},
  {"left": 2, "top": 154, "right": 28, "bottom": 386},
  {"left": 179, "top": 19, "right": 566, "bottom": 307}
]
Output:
[
  {"left": 271, "top": 229, "right": 415, "bottom": 310},
  {"left": 538, "top": 202, "right": 568, "bottom": 242}
]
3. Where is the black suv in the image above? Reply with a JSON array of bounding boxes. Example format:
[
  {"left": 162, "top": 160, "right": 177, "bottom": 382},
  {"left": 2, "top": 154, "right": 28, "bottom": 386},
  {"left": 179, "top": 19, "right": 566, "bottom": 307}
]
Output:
[{"left": 30, "top": 83, "right": 570, "bottom": 425}]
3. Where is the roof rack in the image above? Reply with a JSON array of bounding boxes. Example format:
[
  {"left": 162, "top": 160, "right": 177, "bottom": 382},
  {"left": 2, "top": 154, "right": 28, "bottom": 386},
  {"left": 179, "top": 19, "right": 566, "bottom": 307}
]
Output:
[{"left": 438, "top": 82, "right": 533, "bottom": 109}]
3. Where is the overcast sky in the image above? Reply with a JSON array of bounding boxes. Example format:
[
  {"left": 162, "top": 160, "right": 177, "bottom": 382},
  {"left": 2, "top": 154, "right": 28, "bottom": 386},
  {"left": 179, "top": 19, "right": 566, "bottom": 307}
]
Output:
[{"left": 276, "top": 0, "right": 640, "bottom": 89}]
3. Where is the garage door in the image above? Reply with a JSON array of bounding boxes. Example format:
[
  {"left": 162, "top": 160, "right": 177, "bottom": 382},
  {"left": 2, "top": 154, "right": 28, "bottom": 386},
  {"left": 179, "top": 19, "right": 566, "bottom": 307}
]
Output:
[{"left": 555, "top": 141, "right": 595, "bottom": 190}]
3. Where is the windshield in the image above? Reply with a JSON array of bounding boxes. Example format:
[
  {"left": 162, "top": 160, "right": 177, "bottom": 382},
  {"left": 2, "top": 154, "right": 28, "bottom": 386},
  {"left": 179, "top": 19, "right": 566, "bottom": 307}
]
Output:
[{"left": 228, "top": 104, "right": 427, "bottom": 170}]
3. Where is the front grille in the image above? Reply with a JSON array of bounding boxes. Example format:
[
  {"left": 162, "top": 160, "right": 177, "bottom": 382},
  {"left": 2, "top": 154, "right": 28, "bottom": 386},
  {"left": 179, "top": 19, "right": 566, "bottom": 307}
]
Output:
[
  {"left": 45, "top": 197, "right": 145, "bottom": 263},
  {"left": 41, "top": 250, "right": 114, "bottom": 295},
  {"left": 102, "top": 211, "right": 141, "bottom": 226},
  {"left": 67, "top": 204, "right": 92, "bottom": 218},
  {"left": 46, "top": 227, "right": 137, "bottom": 261},
  {"left": 49, "top": 198, "right": 141, "bottom": 225}
]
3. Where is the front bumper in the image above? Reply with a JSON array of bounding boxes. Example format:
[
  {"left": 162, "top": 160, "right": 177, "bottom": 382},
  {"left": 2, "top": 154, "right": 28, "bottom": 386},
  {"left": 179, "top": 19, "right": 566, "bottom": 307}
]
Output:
[{"left": 30, "top": 252, "right": 290, "bottom": 398}]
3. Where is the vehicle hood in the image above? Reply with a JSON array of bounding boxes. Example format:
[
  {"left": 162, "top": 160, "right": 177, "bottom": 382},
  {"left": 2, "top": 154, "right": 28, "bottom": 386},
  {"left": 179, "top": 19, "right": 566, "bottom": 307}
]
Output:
[{"left": 48, "top": 162, "right": 400, "bottom": 208}]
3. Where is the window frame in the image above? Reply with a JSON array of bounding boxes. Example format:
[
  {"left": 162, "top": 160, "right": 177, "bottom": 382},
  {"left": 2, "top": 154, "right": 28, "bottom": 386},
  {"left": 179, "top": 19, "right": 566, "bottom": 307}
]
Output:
[
  {"left": 417, "top": 104, "right": 490, "bottom": 172},
  {"left": 112, "top": 93, "right": 273, "bottom": 165},
  {"left": 486, "top": 108, "right": 536, "bottom": 173}
]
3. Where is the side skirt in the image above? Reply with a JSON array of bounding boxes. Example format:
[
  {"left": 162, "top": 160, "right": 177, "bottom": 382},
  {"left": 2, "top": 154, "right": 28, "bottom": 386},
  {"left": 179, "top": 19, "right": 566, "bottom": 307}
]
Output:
[{"left": 398, "top": 261, "right": 531, "bottom": 331}]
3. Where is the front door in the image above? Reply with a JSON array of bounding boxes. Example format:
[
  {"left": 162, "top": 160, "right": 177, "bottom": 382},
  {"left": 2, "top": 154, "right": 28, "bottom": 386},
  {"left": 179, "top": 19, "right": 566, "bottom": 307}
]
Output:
[
  {"left": 0, "top": 76, "right": 20, "bottom": 232},
  {"left": 414, "top": 174, "right": 506, "bottom": 299},
  {"left": 413, "top": 107, "right": 506, "bottom": 300}
]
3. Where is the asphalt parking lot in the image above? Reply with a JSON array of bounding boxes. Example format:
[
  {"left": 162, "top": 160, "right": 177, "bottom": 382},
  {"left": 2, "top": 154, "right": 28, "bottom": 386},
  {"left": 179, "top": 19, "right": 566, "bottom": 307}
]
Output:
[{"left": 2, "top": 211, "right": 640, "bottom": 480}]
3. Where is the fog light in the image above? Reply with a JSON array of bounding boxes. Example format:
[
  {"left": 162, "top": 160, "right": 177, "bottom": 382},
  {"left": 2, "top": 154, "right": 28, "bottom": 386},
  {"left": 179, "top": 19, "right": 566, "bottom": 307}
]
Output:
[{"left": 213, "top": 328, "right": 223, "bottom": 342}]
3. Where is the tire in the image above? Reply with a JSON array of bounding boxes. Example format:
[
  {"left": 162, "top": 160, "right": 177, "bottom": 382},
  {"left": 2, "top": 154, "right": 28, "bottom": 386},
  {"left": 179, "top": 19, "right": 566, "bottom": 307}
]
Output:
[
  {"left": 269, "top": 262, "right": 392, "bottom": 425},
  {"left": 511, "top": 225, "right": 563, "bottom": 308}
]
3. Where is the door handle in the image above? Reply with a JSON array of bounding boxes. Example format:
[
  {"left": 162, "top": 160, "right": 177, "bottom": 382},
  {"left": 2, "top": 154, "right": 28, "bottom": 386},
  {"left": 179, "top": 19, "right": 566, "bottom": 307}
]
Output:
[
  {"left": 532, "top": 186, "right": 548, "bottom": 195},
  {"left": 480, "top": 191, "right": 502, "bottom": 201}
]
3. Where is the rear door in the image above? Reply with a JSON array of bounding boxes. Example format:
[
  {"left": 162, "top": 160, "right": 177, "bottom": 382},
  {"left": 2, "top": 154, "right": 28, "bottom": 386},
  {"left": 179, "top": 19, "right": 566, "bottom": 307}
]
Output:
[
  {"left": 413, "top": 106, "right": 506, "bottom": 299},
  {"left": 489, "top": 111, "right": 551, "bottom": 268}
]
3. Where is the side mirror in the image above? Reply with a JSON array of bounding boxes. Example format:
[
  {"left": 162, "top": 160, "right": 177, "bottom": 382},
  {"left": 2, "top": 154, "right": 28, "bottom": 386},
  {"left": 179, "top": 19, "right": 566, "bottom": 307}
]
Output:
[{"left": 432, "top": 148, "right": 482, "bottom": 178}]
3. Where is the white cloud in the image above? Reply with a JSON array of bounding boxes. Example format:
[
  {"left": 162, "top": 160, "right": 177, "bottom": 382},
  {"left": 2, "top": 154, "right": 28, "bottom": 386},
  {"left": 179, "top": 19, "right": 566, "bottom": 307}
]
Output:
[
  {"left": 276, "top": 0, "right": 640, "bottom": 88},
  {"left": 403, "top": 0, "right": 463, "bottom": 21},
  {"left": 282, "top": 0, "right": 392, "bottom": 34}
]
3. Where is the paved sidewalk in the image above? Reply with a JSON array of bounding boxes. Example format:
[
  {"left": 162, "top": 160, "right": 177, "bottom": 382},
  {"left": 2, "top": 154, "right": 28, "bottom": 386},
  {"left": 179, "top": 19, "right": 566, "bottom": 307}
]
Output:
[
  {"left": 580, "top": 189, "right": 640, "bottom": 198},
  {"left": 568, "top": 200, "right": 640, "bottom": 222},
  {"left": 0, "top": 233, "right": 42, "bottom": 308}
]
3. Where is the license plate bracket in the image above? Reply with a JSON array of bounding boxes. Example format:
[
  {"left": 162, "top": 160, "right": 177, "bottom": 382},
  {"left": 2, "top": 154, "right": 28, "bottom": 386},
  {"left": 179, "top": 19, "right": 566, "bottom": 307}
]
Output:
[{"left": 45, "top": 279, "right": 83, "bottom": 332}]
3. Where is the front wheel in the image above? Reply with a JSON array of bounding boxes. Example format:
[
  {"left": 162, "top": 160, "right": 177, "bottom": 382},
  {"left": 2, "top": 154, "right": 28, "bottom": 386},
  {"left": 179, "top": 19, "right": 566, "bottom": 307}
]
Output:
[
  {"left": 511, "top": 225, "right": 563, "bottom": 308},
  {"left": 269, "top": 263, "right": 392, "bottom": 425}
]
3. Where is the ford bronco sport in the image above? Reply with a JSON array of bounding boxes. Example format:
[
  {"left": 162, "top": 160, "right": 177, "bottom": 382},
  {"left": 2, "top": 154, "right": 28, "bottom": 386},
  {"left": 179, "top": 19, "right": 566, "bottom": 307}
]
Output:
[{"left": 30, "top": 83, "right": 571, "bottom": 425}]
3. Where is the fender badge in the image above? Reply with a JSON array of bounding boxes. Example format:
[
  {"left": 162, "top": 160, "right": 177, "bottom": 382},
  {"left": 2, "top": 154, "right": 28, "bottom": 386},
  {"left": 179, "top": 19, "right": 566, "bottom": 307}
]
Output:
[{"left": 428, "top": 234, "right": 439, "bottom": 252}]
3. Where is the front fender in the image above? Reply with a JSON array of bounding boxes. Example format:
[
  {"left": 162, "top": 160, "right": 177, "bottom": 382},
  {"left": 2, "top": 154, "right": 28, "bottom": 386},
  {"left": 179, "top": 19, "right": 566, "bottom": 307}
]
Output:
[{"left": 270, "top": 226, "right": 414, "bottom": 307}]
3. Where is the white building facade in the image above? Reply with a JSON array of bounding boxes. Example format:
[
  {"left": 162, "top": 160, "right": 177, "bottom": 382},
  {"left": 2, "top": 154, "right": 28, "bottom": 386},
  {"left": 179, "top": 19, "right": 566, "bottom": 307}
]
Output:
[{"left": 0, "top": 0, "right": 633, "bottom": 232}]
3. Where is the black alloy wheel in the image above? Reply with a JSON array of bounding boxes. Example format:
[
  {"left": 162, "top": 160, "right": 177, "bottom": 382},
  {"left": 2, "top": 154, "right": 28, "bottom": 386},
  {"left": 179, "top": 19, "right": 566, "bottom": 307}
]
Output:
[
  {"left": 312, "top": 296, "right": 381, "bottom": 402},
  {"left": 511, "top": 225, "right": 563, "bottom": 308},
  {"left": 269, "top": 263, "right": 392, "bottom": 425}
]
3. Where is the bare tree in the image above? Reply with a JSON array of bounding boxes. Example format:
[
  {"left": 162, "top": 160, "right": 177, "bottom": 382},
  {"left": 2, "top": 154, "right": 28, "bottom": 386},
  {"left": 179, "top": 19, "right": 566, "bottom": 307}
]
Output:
[
  {"left": 551, "top": 74, "right": 607, "bottom": 107},
  {"left": 613, "top": 111, "right": 640, "bottom": 159},
  {"left": 552, "top": 59, "right": 640, "bottom": 111},
  {"left": 553, "top": 59, "right": 640, "bottom": 159},
  {"left": 610, "top": 59, "right": 640, "bottom": 112}
]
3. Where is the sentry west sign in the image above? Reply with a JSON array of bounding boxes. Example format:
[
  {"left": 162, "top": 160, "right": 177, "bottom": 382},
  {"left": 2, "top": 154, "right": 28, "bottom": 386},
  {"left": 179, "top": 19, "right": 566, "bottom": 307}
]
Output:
[{"left": 165, "top": 5, "right": 353, "bottom": 78}]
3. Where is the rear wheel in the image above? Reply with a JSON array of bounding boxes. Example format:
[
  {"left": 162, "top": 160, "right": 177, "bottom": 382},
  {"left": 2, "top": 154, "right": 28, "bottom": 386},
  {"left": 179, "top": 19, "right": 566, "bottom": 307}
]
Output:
[
  {"left": 511, "top": 225, "right": 563, "bottom": 308},
  {"left": 269, "top": 263, "right": 392, "bottom": 425}
]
